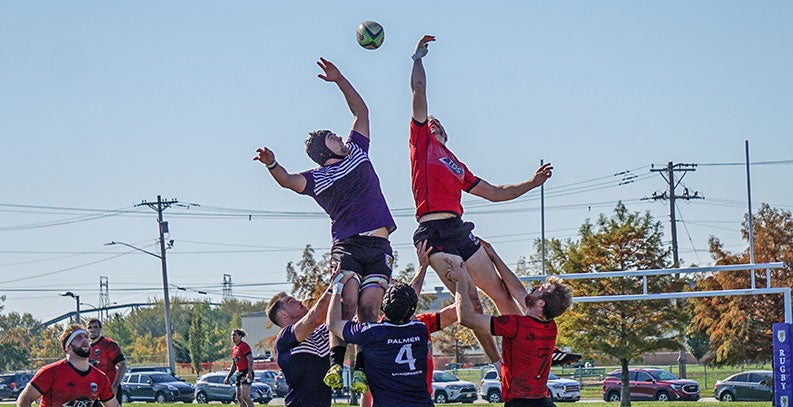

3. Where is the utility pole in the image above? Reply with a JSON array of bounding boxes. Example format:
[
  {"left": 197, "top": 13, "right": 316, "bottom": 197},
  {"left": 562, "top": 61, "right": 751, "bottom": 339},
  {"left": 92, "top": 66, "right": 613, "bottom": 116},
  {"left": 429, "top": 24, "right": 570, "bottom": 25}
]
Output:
[
  {"left": 137, "top": 195, "right": 178, "bottom": 374},
  {"left": 647, "top": 162, "right": 703, "bottom": 267},
  {"left": 644, "top": 162, "right": 703, "bottom": 379}
]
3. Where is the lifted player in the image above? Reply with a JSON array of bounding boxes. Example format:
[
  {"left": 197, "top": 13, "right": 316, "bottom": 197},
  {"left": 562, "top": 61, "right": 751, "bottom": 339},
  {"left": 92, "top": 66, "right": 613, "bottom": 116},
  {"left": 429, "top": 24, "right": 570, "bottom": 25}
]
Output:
[{"left": 255, "top": 58, "right": 396, "bottom": 391}]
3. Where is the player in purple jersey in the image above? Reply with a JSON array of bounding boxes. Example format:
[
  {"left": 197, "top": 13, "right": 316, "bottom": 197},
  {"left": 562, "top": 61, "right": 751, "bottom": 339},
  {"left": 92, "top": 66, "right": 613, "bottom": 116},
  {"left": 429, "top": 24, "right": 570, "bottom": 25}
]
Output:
[
  {"left": 266, "top": 270, "right": 355, "bottom": 407},
  {"left": 327, "top": 281, "right": 433, "bottom": 407},
  {"left": 254, "top": 57, "right": 396, "bottom": 391}
]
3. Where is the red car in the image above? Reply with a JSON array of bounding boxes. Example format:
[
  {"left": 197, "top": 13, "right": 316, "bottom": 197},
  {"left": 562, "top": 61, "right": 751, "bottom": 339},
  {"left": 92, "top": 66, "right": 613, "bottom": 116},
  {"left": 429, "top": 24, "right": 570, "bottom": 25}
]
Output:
[{"left": 602, "top": 368, "right": 700, "bottom": 402}]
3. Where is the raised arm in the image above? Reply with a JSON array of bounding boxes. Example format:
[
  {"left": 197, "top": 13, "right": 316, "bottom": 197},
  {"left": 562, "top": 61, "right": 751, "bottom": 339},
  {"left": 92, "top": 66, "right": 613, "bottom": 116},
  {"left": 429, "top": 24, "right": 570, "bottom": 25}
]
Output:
[
  {"left": 469, "top": 162, "right": 553, "bottom": 202},
  {"left": 317, "top": 57, "right": 369, "bottom": 138},
  {"left": 480, "top": 238, "right": 529, "bottom": 314},
  {"left": 253, "top": 147, "right": 307, "bottom": 193},
  {"left": 411, "top": 35, "right": 435, "bottom": 123},
  {"left": 409, "top": 240, "right": 433, "bottom": 295},
  {"left": 294, "top": 270, "right": 354, "bottom": 342},
  {"left": 447, "top": 263, "right": 491, "bottom": 333}
]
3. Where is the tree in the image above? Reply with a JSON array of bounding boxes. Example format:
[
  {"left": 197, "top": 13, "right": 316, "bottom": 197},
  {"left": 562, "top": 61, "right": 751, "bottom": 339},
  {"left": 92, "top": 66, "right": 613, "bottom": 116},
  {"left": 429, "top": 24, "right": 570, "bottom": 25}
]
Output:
[
  {"left": 0, "top": 299, "right": 43, "bottom": 370},
  {"left": 286, "top": 245, "right": 332, "bottom": 301},
  {"left": 103, "top": 313, "right": 134, "bottom": 352},
  {"left": 30, "top": 324, "right": 66, "bottom": 366},
  {"left": 548, "top": 202, "right": 685, "bottom": 407},
  {"left": 691, "top": 204, "right": 793, "bottom": 365},
  {"left": 188, "top": 303, "right": 207, "bottom": 374}
]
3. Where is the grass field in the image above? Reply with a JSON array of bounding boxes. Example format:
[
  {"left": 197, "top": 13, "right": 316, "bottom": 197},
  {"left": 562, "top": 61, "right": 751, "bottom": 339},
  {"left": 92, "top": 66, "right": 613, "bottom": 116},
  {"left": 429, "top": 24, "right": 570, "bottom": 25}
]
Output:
[{"left": 2, "top": 403, "right": 769, "bottom": 407}]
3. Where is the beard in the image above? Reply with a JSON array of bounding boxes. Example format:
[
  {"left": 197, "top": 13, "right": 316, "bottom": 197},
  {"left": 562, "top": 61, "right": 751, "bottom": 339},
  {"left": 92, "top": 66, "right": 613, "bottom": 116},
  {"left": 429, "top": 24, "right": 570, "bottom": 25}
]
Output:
[
  {"left": 72, "top": 344, "right": 91, "bottom": 358},
  {"left": 526, "top": 294, "right": 539, "bottom": 309}
]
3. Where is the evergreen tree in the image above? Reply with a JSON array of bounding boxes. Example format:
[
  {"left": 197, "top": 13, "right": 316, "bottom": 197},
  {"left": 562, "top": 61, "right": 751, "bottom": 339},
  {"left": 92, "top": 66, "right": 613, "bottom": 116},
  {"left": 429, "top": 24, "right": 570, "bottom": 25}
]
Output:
[{"left": 548, "top": 203, "right": 684, "bottom": 407}]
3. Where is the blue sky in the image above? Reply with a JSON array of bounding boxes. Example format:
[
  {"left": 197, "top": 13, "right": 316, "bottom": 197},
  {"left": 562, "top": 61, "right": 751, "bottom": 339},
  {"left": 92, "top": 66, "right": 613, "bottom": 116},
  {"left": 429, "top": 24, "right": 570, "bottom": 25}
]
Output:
[{"left": 2, "top": 1, "right": 791, "bottom": 321}]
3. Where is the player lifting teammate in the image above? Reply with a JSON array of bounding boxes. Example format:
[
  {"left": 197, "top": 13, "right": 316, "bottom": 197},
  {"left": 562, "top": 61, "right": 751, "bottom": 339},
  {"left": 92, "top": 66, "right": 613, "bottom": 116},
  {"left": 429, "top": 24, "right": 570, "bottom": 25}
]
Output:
[
  {"left": 255, "top": 57, "right": 397, "bottom": 392},
  {"left": 409, "top": 34, "right": 554, "bottom": 365}
]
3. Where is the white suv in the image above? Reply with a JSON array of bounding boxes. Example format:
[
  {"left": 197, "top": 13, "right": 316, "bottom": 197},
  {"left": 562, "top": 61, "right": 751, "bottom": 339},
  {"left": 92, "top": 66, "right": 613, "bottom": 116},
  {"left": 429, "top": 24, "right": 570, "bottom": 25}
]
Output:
[{"left": 479, "top": 370, "right": 581, "bottom": 403}]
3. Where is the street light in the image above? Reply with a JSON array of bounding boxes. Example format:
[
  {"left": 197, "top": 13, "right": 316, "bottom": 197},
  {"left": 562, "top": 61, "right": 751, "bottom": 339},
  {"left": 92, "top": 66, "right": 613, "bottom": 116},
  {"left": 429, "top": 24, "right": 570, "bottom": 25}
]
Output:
[
  {"left": 105, "top": 240, "right": 176, "bottom": 373},
  {"left": 60, "top": 291, "right": 80, "bottom": 323}
]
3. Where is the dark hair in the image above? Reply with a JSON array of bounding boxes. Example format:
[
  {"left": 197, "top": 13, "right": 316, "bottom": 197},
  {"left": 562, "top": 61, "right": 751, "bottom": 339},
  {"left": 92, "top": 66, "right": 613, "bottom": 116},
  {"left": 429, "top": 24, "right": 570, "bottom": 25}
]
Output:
[
  {"left": 381, "top": 283, "right": 418, "bottom": 324},
  {"left": 541, "top": 276, "right": 573, "bottom": 320},
  {"left": 233, "top": 328, "right": 246, "bottom": 338},
  {"left": 86, "top": 318, "right": 102, "bottom": 328},
  {"left": 305, "top": 130, "right": 335, "bottom": 165},
  {"left": 266, "top": 292, "right": 288, "bottom": 326}
]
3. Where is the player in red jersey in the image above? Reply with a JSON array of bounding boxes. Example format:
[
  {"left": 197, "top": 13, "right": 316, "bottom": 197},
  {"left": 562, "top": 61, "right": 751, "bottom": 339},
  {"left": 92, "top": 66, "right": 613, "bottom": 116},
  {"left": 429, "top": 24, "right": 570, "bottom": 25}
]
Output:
[
  {"left": 409, "top": 34, "right": 554, "bottom": 366},
  {"left": 86, "top": 318, "right": 126, "bottom": 406},
  {"left": 449, "top": 265, "right": 573, "bottom": 407},
  {"left": 224, "top": 329, "right": 254, "bottom": 407},
  {"left": 17, "top": 324, "right": 118, "bottom": 407}
]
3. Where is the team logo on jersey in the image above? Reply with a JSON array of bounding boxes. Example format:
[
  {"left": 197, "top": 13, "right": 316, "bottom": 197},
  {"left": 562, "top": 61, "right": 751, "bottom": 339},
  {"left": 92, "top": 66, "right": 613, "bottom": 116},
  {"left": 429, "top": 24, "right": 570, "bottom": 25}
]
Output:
[
  {"left": 438, "top": 157, "right": 464, "bottom": 177},
  {"left": 64, "top": 398, "right": 93, "bottom": 407},
  {"left": 384, "top": 253, "right": 394, "bottom": 270},
  {"left": 90, "top": 382, "right": 98, "bottom": 394},
  {"left": 94, "top": 348, "right": 101, "bottom": 356}
]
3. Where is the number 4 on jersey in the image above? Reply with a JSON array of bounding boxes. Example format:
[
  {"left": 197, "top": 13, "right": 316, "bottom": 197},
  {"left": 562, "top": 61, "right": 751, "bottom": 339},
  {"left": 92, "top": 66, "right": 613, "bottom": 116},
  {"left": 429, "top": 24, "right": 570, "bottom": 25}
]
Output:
[{"left": 395, "top": 344, "right": 417, "bottom": 370}]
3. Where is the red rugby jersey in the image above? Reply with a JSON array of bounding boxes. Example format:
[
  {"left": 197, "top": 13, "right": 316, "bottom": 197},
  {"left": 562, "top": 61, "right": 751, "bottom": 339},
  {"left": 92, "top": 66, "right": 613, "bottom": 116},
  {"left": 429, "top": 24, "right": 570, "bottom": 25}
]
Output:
[
  {"left": 416, "top": 312, "right": 442, "bottom": 394},
  {"left": 232, "top": 341, "right": 252, "bottom": 371},
  {"left": 410, "top": 120, "right": 479, "bottom": 219},
  {"left": 491, "top": 315, "right": 556, "bottom": 402},
  {"left": 29, "top": 359, "right": 115, "bottom": 407},
  {"left": 89, "top": 336, "right": 125, "bottom": 385}
]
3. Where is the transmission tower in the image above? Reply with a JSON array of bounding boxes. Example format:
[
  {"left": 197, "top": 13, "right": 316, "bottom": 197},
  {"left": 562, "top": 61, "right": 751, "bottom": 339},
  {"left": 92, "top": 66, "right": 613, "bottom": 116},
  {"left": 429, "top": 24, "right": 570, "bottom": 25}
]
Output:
[
  {"left": 99, "top": 276, "right": 109, "bottom": 320},
  {"left": 223, "top": 274, "right": 233, "bottom": 301}
]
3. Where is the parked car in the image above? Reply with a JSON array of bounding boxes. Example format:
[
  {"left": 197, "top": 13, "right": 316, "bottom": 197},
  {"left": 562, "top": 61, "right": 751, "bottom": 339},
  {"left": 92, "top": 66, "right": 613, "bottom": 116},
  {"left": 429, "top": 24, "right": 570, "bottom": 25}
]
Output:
[
  {"left": 126, "top": 366, "right": 181, "bottom": 380},
  {"left": 714, "top": 370, "right": 773, "bottom": 402},
  {"left": 195, "top": 371, "right": 272, "bottom": 404},
  {"left": 601, "top": 368, "right": 700, "bottom": 402},
  {"left": 120, "top": 371, "right": 194, "bottom": 403},
  {"left": 479, "top": 370, "right": 581, "bottom": 403},
  {"left": 431, "top": 370, "right": 477, "bottom": 404},
  {"left": 0, "top": 372, "right": 33, "bottom": 400},
  {"left": 256, "top": 370, "right": 288, "bottom": 397}
]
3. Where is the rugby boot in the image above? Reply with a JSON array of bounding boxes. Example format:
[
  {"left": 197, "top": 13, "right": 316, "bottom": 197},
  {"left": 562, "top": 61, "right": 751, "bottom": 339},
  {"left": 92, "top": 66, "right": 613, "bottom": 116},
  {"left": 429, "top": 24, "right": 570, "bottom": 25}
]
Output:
[
  {"left": 350, "top": 369, "right": 368, "bottom": 393},
  {"left": 551, "top": 347, "right": 582, "bottom": 366},
  {"left": 323, "top": 363, "right": 343, "bottom": 389}
]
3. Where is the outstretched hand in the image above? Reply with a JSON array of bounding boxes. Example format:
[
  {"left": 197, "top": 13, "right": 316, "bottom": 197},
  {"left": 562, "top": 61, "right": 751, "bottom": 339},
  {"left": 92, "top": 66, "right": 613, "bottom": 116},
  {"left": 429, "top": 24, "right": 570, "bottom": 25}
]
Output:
[
  {"left": 416, "top": 240, "right": 433, "bottom": 269},
  {"left": 316, "top": 57, "right": 342, "bottom": 82},
  {"left": 444, "top": 258, "right": 466, "bottom": 282},
  {"left": 530, "top": 162, "right": 554, "bottom": 186},
  {"left": 412, "top": 35, "right": 436, "bottom": 61},
  {"left": 253, "top": 147, "right": 275, "bottom": 164}
]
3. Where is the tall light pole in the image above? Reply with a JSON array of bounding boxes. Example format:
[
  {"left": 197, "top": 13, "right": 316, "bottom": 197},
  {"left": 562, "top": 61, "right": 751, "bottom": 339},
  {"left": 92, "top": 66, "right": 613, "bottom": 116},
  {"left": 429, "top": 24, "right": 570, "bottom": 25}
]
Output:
[
  {"left": 60, "top": 292, "right": 80, "bottom": 322},
  {"left": 106, "top": 240, "right": 175, "bottom": 373}
]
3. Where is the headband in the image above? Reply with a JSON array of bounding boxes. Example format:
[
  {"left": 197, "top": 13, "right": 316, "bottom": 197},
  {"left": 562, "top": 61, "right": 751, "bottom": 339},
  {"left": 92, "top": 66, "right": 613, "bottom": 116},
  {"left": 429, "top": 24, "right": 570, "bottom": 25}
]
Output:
[{"left": 63, "top": 329, "right": 88, "bottom": 350}]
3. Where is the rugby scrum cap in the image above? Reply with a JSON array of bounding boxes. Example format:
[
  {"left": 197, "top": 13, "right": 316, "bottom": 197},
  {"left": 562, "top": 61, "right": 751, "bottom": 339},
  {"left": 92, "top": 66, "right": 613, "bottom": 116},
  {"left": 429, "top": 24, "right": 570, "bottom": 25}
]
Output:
[
  {"left": 305, "top": 130, "right": 345, "bottom": 166},
  {"left": 381, "top": 282, "right": 418, "bottom": 325}
]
